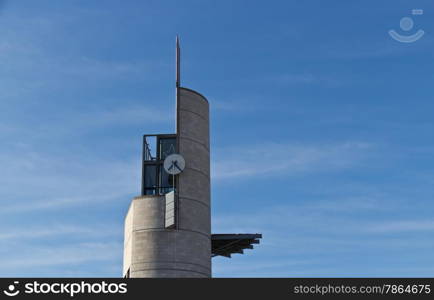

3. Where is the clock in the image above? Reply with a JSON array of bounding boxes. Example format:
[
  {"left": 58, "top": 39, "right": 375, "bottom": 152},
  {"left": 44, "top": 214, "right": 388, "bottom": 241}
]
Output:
[{"left": 163, "top": 154, "right": 185, "bottom": 175}]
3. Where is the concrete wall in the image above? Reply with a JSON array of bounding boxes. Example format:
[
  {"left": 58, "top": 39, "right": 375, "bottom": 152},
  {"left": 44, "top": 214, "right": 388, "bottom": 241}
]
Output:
[
  {"left": 177, "top": 87, "right": 211, "bottom": 275},
  {"left": 123, "top": 87, "right": 211, "bottom": 278},
  {"left": 123, "top": 195, "right": 210, "bottom": 277}
]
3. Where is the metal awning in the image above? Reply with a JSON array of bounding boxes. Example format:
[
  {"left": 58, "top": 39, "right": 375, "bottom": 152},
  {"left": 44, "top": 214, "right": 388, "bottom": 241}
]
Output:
[{"left": 211, "top": 234, "right": 262, "bottom": 258}]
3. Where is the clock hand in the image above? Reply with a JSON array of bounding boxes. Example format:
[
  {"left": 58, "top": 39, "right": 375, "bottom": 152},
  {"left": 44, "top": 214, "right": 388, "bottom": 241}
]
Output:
[{"left": 174, "top": 161, "right": 182, "bottom": 171}]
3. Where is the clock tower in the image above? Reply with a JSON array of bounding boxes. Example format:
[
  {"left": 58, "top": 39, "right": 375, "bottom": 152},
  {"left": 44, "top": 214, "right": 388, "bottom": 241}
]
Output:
[{"left": 122, "top": 37, "right": 261, "bottom": 278}]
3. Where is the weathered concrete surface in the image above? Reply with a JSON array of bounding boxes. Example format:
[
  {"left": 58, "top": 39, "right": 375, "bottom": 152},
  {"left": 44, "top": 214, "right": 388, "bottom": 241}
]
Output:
[
  {"left": 123, "top": 87, "right": 211, "bottom": 278},
  {"left": 123, "top": 195, "right": 211, "bottom": 278},
  {"left": 177, "top": 87, "right": 211, "bottom": 276}
]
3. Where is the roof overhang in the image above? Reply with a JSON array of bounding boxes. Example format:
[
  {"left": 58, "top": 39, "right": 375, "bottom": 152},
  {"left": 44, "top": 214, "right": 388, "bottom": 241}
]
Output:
[{"left": 211, "top": 234, "right": 262, "bottom": 258}]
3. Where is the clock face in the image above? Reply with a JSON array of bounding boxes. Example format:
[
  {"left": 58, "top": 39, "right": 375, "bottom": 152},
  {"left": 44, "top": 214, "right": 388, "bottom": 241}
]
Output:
[{"left": 163, "top": 154, "right": 185, "bottom": 175}]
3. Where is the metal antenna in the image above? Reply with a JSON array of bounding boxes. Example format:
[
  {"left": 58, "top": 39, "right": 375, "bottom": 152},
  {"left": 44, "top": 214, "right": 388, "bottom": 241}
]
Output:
[{"left": 176, "top": 35, "right": 180, "bottom": 88}]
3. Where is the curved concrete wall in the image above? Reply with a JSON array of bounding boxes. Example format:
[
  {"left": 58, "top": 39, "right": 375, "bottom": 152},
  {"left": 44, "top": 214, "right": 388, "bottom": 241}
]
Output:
[
  {"left": 123, "top": 195, "right": 210, "bottom": 278},
  {"left": 123, "top": 87, "right": 211, "bottom": 278},
  {"left": 177, "top": 87, "right": 211, "bottom": 275}
]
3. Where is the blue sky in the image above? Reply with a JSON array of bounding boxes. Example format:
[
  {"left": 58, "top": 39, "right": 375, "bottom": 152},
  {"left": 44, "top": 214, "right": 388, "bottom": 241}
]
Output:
[{"left": 0, "top": 0, "right": 434, "bottom": 277}]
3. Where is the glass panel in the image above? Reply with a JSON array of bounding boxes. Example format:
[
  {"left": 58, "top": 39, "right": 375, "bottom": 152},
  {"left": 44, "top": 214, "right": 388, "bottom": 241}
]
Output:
[
  {"left": 159, "top": 165, "right": 175, "bottom": 194},
  {"left": 159, "top": 138, "right": 176, "bottom": 160},
  {"left": 144, "top": 164, "right": 157, "bottom": 195},
  {"left": 142, "top": 135, "right": 177, "bottom": 196},
  {"left": 144, "top": 136, "right": 157, "bottom": 161}
]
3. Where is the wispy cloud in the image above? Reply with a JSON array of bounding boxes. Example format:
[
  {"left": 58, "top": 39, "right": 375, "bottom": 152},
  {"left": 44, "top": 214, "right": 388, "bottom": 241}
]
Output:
[
  {"left": 0, "top": 12, "right": 168, "bottom": 102},
  {"left": 367, "top": 220, "right": 434, "bottom": 233},
  {"left": 266, "top": 72, "right": 345, "bottom": 87},
  {"left": 78, "top": 106, "right": 169, "bottom": 127},
  {"left": 212, "top": 198, "right": 434, "bottom": 277},
  {"left": 213, "top": 204, "right": 434, "bottom": 238},
  {"left": 0, "top": 195, "right": 125, "bottom": 214},
  {"left": 0, "top": 242, "right": 122, "bottom": 271},
  {"left": 213, "top": 259, "right": 318, "bottom": 277},
  {"left": 0, "top": 146, "right": 140, "bottom": 213},
  {"left": 0, "top": 218, "right": 123, "bottom": 276},
  {"left": 0, "top": 224, "right": 122, "bottom": 241},
  {"left": 212, "top": 141, "right": 372, "bottom": 180},
  {"left": 276, "top": 73, "right": 317, "bottom": 84},
  {"left": 210, "top": 97, "right": 269, "bottom": 113},
  {"left": 33, "top": 105, "right": 171, "bottom": 137}
]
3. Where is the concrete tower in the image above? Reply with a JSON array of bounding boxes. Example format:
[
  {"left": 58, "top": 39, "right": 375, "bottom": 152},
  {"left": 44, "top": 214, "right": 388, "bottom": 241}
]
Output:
[
  {"left": 123, "top": 37, "right": 261, "bottom": 278},
  {"left": 123, "top": 37, "right": 211, "bottom": 278}
]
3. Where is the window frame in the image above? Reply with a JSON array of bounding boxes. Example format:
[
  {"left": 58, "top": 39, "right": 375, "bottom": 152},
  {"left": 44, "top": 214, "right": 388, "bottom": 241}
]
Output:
[{"left": 141, "top": 134, "right": 177, "bottom": 196}]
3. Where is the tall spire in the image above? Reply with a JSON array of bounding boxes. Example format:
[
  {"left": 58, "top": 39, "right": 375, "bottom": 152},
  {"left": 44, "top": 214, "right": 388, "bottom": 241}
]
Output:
[{"left": 176, "top": 35, "right": 180, "bottom": 88}]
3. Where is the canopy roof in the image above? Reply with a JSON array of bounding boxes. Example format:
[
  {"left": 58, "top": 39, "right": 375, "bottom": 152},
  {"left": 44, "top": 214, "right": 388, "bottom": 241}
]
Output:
[{"left": 211, "top": 234, "right": 262, "bottom": 258}]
